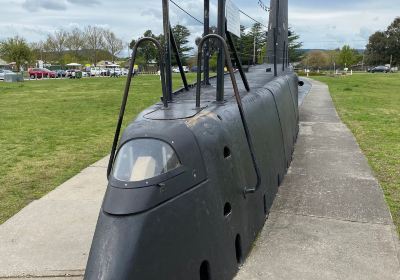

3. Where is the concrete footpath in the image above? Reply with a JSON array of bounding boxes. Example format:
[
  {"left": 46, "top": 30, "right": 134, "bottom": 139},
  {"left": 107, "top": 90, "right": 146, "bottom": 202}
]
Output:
[
  {"left": 0, "top": 79, "right": 399, "bottom": 279},
  {"left": 235, "top": 79, "right": 400, "bottom": 279}
]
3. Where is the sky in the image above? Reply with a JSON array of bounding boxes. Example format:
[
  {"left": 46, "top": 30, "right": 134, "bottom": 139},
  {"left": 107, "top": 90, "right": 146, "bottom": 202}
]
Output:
[{"left": 0, "top": 0, "right": 398, "bottom": 57}]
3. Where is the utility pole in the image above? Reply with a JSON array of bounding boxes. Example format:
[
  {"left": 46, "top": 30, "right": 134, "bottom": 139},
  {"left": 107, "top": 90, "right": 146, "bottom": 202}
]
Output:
[{"left": 390, "top": 54, "right": 393, "bottom": 70}]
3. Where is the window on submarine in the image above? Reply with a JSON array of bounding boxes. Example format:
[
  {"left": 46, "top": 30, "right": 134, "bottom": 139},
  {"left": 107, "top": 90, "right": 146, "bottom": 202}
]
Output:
[{"left": 112, "top": 139, "right": 181, "bottom": 182}]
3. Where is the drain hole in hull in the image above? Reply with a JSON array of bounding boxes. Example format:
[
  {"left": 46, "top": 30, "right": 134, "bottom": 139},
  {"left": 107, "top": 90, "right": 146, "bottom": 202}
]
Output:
[
  {"left": 224, "top": 202, "right": 232, "bottom": 217},
  {"left": 235, "top": 234, "right": 243, "bottom": 264},
  {"left": 224, "top": 146, "right": 231, "bottom": 158},
  {"left": 263, "top": 194, "right": 267, "bottom": 215},
  {"left": 200, "top": 260, "right": 211, "bottom": 280}
]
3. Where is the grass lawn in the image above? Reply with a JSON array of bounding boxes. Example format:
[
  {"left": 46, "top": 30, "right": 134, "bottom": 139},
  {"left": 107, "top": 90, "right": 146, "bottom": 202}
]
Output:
[
  {"left": 0, "top": 74, "right": 197, "bottom": 224},
  {"left": 313, "top": 73, "right": 400, "bottom": 234}
]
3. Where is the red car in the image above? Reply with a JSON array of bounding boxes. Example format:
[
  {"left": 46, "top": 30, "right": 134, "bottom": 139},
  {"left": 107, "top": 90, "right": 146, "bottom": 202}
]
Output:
[{"left": 29, "top": 68, "right": 56, "bottom": 79}]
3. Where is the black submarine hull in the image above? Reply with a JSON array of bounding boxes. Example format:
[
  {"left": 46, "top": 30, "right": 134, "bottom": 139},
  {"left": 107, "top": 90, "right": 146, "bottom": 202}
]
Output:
[{"left": 84, "top": 72, "right": 299, "bottom": 280}]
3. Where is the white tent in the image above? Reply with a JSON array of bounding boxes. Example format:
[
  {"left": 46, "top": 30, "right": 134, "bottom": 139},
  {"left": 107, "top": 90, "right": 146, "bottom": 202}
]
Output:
[{"left": 66, "top": 63, "right": 82, "bottom": 67}]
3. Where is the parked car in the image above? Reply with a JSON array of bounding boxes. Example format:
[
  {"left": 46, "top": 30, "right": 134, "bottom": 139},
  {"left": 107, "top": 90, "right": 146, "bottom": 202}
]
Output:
[
  {"left": 90, "top": 67, "right": 101, "bottom": 76},
  {"left": 54, "top": 69, "right": 66, "bottom": 78},
  {"left": 172, "top": 66, "right": 189, "bottom": 73},
  {"left": 190, "top": 66, "right": 203, "bottom": 72},
  {"left": 109, "top": 68, "right": 122, "bottom": 77},
  {"left": 100, "top": 68, "right": 109, "bottom": 76},
  {"left": 28, "top": 68, "right": 56, "bottom": 79},
  {"left": 0, "top": 69, "right": 13, "bottom": 80},
  {"left": 370, "top": 66, "right": 390, "bottom": 73},
  {"left": 66, "top": 69, "right": 82, "bottom": 79},
  {"left": 121, "top": 68, "right": 129, "bottom": 76}
]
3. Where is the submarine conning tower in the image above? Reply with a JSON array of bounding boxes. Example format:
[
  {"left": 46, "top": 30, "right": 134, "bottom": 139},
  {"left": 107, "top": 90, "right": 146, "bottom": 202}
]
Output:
[{"left": 84, "top": 0, "right": 300, "bottom": 279}]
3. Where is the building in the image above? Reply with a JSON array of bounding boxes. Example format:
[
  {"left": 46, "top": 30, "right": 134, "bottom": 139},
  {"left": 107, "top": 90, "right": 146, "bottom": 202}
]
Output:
[{"left": 0, "top": 58, "right": 10, "bottom": 70}]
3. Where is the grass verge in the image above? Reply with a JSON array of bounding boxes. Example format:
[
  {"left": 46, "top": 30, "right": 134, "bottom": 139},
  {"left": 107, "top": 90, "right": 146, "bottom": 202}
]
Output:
[
  {"left": 0, "top": 74, "right": 197, "bottom": 223},
  {"left": 313, "top": 73, "right": 400, "bottom": 234}
]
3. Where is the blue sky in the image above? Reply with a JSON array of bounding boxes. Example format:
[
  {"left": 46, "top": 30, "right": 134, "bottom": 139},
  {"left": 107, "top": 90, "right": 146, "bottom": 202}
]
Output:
[{"left": 0, "top": 0, "right": 398, "bottom": 56}]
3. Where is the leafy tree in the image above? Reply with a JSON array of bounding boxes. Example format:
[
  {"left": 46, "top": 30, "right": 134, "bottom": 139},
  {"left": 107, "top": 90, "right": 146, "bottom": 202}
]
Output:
[
  {"left": 288, "top": 28, "right": 303, "bottom": 62},
  {"left": 365, "top": 31, "right": 388, "bottom": 66},
  {"left": 365, "top": 17, "right": 400, "bottom": 66},
  {"left": 130, "top": 30, "right": 159, "bottom": 64},
  {"left": 249, "top": 23, "right": 266, "bottom": 64},
  {"left": 385, "top": 17, "right": 400, "bottom": 66},
  {"left": 195, "top": 26, "right": 219, "bottom": 56},
  {"left": 171, "top": 24, "right": 193, "bottom": 64},
  {"left": 338, "top": 45, "right": 360, "bottom": 67},
  {"left": 0, "top": 36, "right": 32, "bottom": 71}
]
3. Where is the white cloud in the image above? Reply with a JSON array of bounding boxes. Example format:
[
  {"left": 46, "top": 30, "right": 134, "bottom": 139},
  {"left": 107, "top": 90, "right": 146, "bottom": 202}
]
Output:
[
  {"left": 22, "top": 0, "right": 67, "bottom": 12},
  {"left": 1, "top": 0, "right": 399, "bottom": 52}
]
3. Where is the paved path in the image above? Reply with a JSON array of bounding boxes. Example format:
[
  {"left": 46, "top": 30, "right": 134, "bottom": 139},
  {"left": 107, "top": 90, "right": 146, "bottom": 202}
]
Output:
[
  {"left": 0, "top": 158, "right": 108, "bottom": 279},
  {"left": 0, "top": 79, "right": 398, "bottom": 279},
  {"left": 235, "top": 79, "right": 400, "bottom": 279}
]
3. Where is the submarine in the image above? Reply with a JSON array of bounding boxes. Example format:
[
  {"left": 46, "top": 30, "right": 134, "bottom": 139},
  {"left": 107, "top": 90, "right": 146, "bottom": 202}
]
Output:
[{"left": 85, "top": 0, "right": 301, "bottom": 279}]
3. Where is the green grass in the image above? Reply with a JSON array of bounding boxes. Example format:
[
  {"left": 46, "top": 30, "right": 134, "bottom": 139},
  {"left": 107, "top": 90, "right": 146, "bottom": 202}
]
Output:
[
  {"left": 0, "top": 74, "right": 197, "bottom": 224},
  {"left": 313, "top": 73, "right": 400, "bottom": 234}
]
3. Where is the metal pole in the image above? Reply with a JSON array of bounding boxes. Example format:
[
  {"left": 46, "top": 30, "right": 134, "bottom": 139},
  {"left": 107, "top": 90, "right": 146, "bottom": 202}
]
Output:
[
  {"left": 253, "top": 34, "right": 256, "bottom": 65},
  {"left": 226, "top": 30, "right": 250, "bottom": 91},
  {"left": 162, "top": 0, "right": 173, "bottom": 101},
  {"left": 204, "top": 0, "right": 210, "bottom": 85},
  {"left": 217, "top": 0, "right": 226, "bottom": 102},
  {"left": 170, "top": 25, "right": 189, "bottom": 90},
  {"left": 274, "top": 0, "right": 280, "bottom": 76}
]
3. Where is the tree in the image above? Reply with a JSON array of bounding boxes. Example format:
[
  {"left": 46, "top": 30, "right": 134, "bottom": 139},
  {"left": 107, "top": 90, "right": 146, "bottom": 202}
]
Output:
[
  {"left": 103, "top": 29, "right": 123, "bottom": 62},
  {"left": 0, "top": 36, "right": 32, "bottom": 71},
  {"left": 365, "top": 17, "right": 400, "bottom": 66},
  {"left": 30, "top": 40, "right": 45, "bottom": 62},
  {"left": 84, "top": 25, "right": 105, "bottom": 66},
  {"left": 288, "top": 28, "right": 303, "bottom": 62},
  {"left": 302, "top": 50, "right": 329, "bottom": 70},
  {"left": 365, "top": 31, "right": 388, "bottom": 66},
  {"left": 327, "top": 49, "right": 340, "bottom": 71},
  {"left": 66, "top": 28, "right": 85, "bottom": 60},
  {"left": 130, "top": 30, "right": 159, "bottom": 64},
  {"left": 248, "top": 23, "right": 266, "bottom": 64},
  {"left": 195, "top": 26, "right": 219, "bottom": 55},
  {"left": 385, "top": 17, "right": 400, "bottom": 66},
  {"left": 338, "top": 45, "right": 360, "bottom": 67},
  {"left": 171, "top": 24, "right": 193, "bottom": 64}
]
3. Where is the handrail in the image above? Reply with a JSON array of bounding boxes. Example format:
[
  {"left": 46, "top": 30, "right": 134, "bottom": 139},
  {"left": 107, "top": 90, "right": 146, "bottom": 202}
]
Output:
[
  {"left": 107, "top": 37, "right": 167, "bottom": 177},
  {"left": 195, "top": 34, "right": 261, "bottom": 194}
]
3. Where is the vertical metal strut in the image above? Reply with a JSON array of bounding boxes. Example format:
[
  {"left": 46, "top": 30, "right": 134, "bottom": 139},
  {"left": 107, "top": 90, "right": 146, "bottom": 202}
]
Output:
[
  {"left": 162, "top": 0, "right": 173, "bottom": 101},
  {"left": 169, "top": 25, "right": 189, "bottom": 91},
  {"left": 226, "top": 29, "right": 250, "bottom": 92},
  {"left": 204, "top": 0, "right": 210, "bottom": 85},
  {"left": 216, "top": 0, "right": 226, "bottom": 102},
  {"left": 274, "top": 0, "right": 280, "bottom": 76}
]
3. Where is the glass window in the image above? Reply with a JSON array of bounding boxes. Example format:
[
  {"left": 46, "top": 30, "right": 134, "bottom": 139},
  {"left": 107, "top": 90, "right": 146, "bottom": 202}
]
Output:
[{"left": 112, "top": 139, "right": 181, "bottom": 182}]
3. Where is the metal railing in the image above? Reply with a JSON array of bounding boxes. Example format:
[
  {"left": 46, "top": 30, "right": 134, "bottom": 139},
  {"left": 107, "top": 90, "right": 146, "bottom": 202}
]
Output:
[
  {"left": 107, "top": 37, "right": 167, "bottom": 177},
  {"left": 195, "top": 34, "right": 261, "bottom": 194}
]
